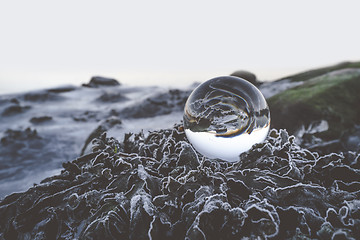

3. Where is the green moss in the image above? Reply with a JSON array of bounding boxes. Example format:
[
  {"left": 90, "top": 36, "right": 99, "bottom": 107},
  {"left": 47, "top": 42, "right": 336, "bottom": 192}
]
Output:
[
  {"left": 268, "top": 69, "right": 360, "bottom": 139},
  {"left": 278, "top": 61, "right": 360, "bottom": 82}
]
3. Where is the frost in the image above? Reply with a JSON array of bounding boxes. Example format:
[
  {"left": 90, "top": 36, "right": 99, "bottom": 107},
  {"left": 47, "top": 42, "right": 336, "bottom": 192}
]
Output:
[{"left": 0, "top": 126, "right": 359, "bottom": 239}]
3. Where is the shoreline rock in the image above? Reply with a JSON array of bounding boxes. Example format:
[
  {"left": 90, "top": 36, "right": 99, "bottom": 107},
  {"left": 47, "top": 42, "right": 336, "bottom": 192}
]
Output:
[{"left": 82, "top": 76, "right": 121, "bottom": 88}]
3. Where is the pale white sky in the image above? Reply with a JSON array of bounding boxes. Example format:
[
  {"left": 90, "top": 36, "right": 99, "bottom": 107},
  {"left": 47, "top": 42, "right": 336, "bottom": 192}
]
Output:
[{"left": 0, "top": 0, "right": 359, "bottom": 94}]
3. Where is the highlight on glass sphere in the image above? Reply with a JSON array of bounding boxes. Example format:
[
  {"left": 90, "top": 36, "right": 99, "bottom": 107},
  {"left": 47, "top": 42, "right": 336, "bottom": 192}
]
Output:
[{"left": 183, "top": 76, "right": 270, "bottom": 162}]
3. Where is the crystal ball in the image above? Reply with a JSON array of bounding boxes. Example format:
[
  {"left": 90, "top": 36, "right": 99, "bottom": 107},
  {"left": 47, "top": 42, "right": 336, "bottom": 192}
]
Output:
[{"left": 183, "top": 76, "right": 270, "bottom": 162}]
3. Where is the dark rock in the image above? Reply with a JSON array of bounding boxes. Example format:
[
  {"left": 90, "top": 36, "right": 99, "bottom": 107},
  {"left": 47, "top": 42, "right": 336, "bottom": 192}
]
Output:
[
  {"left": 230, "top": 70, "right": 259, "bottom": 86},
  {"left": 0, "top": 98, "right": 19, "bottom": 106},
  {"left": 46, "top": 85, "right": 77, "bottom": 93},
  {"left": 23, "top": 91, "right": 63, "bottom": 101},
  {"left": 1, "top": 128, "right": 39, "bottom": 144},
  {"left": 72, "top": 111, "right": 99, "bottom": 122},
  {"left": 2, "top": 104, "right": 30, "bottom": 116},
  {"left": 10, "top": 98, "right": 19, "bottom": 104},
  {"left": 30, "top": 116, "right": 53, "bottom": 124},
  {"left": 82, "top": 76, "right": 120, "bottom": 88},
  {"left": 341, "top": 125, "right": 360, "bottom": 152},
  {"left": 120, "top": 89, "right": 191, "bottom": 118},
  {"left": 96, "top": 91, "right": 128, "bottom": 103}
]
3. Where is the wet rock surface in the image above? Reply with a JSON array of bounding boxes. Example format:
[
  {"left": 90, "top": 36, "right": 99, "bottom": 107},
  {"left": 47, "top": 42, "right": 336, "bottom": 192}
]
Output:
[{"left": 0, "top": 127, "right": 359, "bottom": 239}]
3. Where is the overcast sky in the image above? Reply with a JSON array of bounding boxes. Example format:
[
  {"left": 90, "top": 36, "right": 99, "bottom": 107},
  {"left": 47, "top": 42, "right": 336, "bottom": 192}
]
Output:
[{"left": 0, "top": 0, "right": 359, "bottom": 94}]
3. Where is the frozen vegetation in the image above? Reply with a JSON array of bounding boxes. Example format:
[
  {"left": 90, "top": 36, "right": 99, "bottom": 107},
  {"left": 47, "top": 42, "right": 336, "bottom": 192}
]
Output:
[{"left": 0, "top": 62, "right": 360, "bottom": 239}]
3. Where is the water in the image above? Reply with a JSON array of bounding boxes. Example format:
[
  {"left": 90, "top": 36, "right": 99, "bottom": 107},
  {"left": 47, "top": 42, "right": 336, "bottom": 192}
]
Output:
[{"left": 183, "top": 76, "right": 270, "bottom": 161}]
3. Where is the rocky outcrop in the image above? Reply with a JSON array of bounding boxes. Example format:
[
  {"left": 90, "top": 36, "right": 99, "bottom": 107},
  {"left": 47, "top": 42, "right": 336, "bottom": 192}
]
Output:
[
  {"left": 0, "top": 127, "right": 359, "bottom": 239},
  {"left": 82, "top": 76, "right": 121, "bottom": 88},
  {"left": 277, "top": 61, "right": 360, "bottom": 82},
  {"left": 30, "top": 116, "right": 53, "bottom": 124},
  {"left": 268, "top": 67, "right": 360, "bottom": 153},
  {"left": 230, "top": 70, "right": 259, "bottom": 86},
  {"left": 47, "top": 85, "right": 77, "bottom": 93},
  {"left": 2, "top": 104, "right": 30, "bottom": 116}
]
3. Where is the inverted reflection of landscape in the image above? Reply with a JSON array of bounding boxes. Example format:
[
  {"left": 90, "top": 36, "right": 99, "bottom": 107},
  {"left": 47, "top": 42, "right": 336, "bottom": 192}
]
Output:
[{"left": 183, "top": 76, "right": 270, "bottom": 161}]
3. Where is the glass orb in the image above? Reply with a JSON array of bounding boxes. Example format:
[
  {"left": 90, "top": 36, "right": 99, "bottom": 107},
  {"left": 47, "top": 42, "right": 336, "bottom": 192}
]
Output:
[{"left": 183, "top": 76, "right": 270, "bottom": 162}]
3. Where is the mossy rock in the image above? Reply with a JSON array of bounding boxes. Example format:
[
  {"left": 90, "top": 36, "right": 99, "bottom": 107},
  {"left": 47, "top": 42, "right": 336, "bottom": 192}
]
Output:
[
  {"left": 278, "top": 61, "right": 360, "bottom": 82},
  {"left": 268, "top": 68, "right": 360, "bottom": 140}
]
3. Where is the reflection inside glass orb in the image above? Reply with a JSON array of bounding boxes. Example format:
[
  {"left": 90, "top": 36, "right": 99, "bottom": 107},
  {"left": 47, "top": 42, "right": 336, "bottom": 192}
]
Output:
[{"left": 183, "top": 76, "right": 270, "bottom": 162}]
